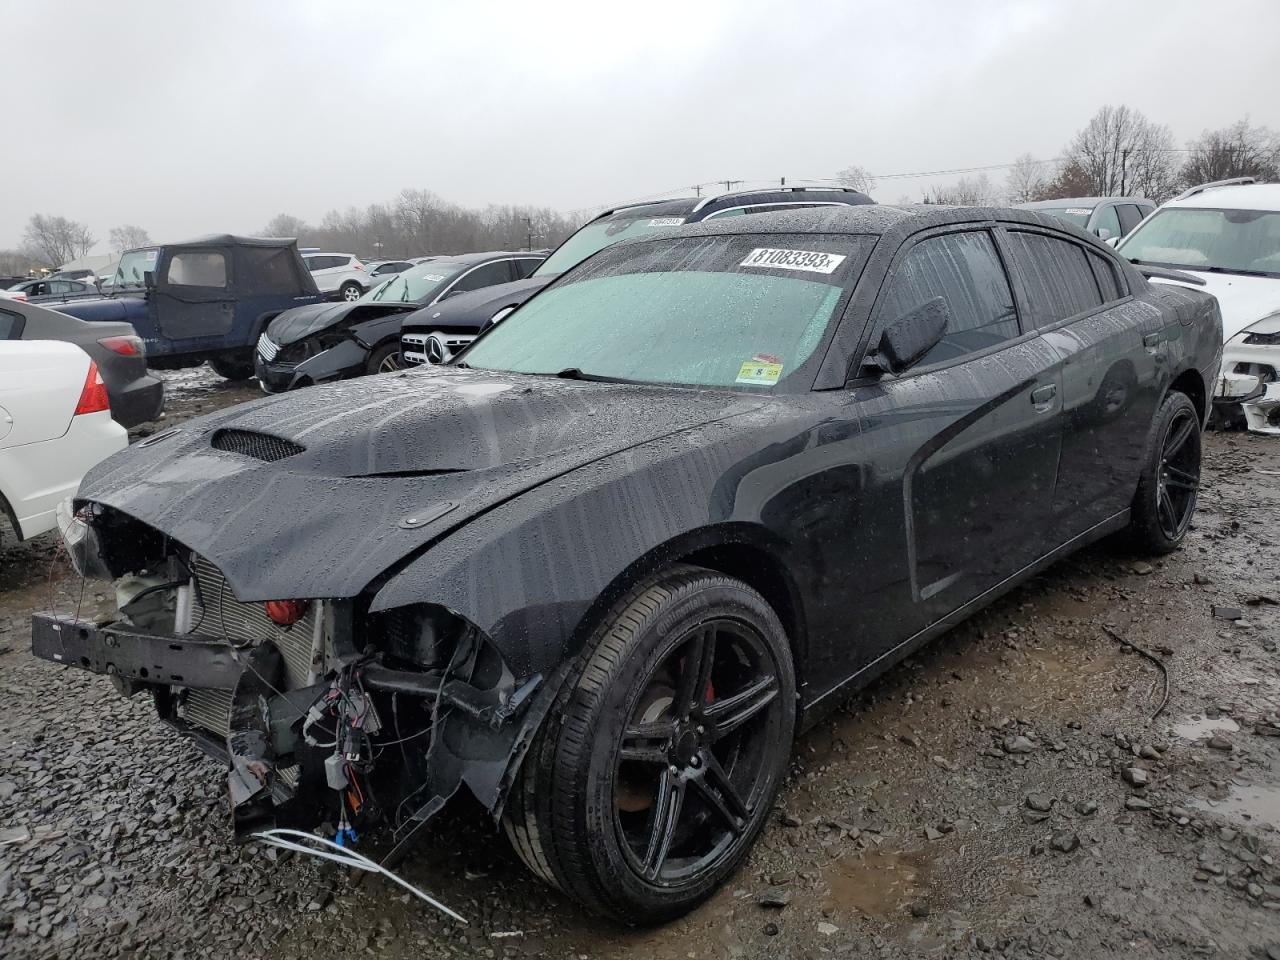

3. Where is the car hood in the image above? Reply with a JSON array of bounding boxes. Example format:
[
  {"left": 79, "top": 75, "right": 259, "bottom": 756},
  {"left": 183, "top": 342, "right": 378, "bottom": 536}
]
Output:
[
  {"left": 267, "top": 300, "right": 418, "bottom": 345},
  {"left": 400, "top": 276, "right": 551, "bottom": 332},
  {"left": 1154, "top": 272, "right": 1280, "bottom": 341},
  {"left": 55, "top": 294, "right": 144, "bottom": 323},
  {"left": 78, "top": 366, "right": 766, "bottom": 602}
]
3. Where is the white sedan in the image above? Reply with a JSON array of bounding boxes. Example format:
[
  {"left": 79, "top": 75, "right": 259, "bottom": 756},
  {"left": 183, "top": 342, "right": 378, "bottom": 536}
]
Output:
[{"left": 0, "top": 340, "right": 128, "bottom": 543}]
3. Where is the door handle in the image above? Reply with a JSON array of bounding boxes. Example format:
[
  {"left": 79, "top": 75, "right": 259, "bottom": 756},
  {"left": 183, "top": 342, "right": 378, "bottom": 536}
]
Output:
[{"left": 1031, "top": 383, "right": 1057, "bottom": 407}]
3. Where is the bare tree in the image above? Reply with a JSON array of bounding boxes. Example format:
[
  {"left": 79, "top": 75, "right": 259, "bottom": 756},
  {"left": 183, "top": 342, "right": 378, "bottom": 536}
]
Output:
[
  {"left": 261, "top": 213, "right": 311, "bottom": 239},
  {"left": 927, "top": 173, "right": 997, "bottom": 206},
  {"left": 1180, "top": 120, "right": 1280, "bottom": 188},
  {"left": 1062, "top": 105, "right": 1179, "bottom": 200},
  {"left": 1034, "top": 160, "right": 1094, "bottom": 200},
  {"left": 836, "top": 164, "right": 876, "bottom": 195},
  {"left": 0, "top": 250, "right": 39, "bottom": 276},
  {"left": 1004, "top": 154, "right": 1049, "bottom": 203},
  {"left": 108, "top": 224, "right": 151, "bottom": 251},
  {"left": 22, "top": 214, "right": 95, "bottom": 268}
]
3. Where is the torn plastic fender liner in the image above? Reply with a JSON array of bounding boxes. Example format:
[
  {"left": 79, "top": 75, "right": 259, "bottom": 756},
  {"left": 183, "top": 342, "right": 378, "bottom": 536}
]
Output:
[{"left": 381, "top": 661, "right": 567, "bottom": 869}]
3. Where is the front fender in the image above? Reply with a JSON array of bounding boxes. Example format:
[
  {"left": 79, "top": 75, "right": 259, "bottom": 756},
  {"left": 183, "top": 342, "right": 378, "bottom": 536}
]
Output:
[
  {"left": 368, "top": 410, "right": 820, "bottom": 679},
  {"left": 293, "top": 338, "right": 369, "bottom": 382}
]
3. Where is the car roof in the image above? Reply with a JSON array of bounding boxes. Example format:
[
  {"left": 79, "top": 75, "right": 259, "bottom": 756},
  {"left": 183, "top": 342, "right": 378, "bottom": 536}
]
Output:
[
  {"left": 417, "top": 250, "right": 539, "bottom": 266},
  {"left": 1165, "top": 182, "right": 1280, "bottom": 211},
  {"left": 1019, "top": 197, "right": 1152, "bottom": 210},
  {"left": 159, "top": 234, "right": 304, "bottom": 250}
]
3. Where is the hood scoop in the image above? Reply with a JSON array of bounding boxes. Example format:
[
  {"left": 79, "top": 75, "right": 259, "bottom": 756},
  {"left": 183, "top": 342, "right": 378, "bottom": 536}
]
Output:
[{"left": 211, "top": 429, "right": 305, "bottom": 462}]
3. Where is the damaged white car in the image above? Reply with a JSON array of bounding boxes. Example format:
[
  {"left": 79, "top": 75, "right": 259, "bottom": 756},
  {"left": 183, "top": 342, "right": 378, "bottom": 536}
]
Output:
[{"left": 1119, "top": 178, "right": 1280, "bottom": 434}]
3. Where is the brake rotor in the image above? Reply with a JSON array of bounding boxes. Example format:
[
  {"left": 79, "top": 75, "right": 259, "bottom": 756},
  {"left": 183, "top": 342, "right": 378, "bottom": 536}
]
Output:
[{"left": 615, "top": 684, "right": 674, "bottom": 814}]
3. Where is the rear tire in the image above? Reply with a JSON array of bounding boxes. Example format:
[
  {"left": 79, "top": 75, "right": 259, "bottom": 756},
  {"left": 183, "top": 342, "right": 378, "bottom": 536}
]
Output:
[
  {"left": 208, "top": 355, "right": 255, "bottom": 381},
  {"left": 1127, "top": 390, "right": 1201, "bottom": 554},
  {"left": 502, "top": 565, "right": 796, "bottom": 924},
  {"left": 339, "top": 281, "right": 362, "bottom": 302}
]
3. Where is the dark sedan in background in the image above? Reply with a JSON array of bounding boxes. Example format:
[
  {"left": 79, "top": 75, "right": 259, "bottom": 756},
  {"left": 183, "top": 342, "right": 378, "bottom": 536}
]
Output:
[
  {"left": 34, "top": 205, "right": 1219, "bottom": 924},
  {"left": 0, "top": 296, "right": 163, "bottom": 427},
  {"left": 255, "top": 251, "right": 544, "bottom": 391},
  {"left": 400, "top": 186, "right": 874, "bottom": 364}
]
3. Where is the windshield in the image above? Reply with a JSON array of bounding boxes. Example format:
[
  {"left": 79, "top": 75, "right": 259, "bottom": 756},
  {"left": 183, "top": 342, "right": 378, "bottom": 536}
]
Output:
[
  {"left": 464, "top": 233, "right": 871, "bottom": 391},
  {"left": 1119, "top": 207, "right": 1280, "bottom": 277},
  {"left": 113, "top": 248, "right": 160, "bottom": 287},
  {"left": 532, "top": 214, "right": 689, "bottom": 278},
  {"left": 1035, "top": 207, "right": 1093, "bottom": 228},
  {"left": 367, "top": 260, "right": 467, "bottom": 302}
]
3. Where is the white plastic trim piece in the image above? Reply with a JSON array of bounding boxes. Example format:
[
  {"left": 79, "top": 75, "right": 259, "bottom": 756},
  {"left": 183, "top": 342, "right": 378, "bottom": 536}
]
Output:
[{"left": 252, "top": 829, "right": 467, "bottom": 924}]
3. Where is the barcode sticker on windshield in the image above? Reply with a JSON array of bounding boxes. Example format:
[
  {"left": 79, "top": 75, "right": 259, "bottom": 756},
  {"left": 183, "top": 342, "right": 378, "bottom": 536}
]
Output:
[
  {"left": 422, "top": 275, "right": 445, "bottom": 282},
  {"left": 1064, "top": 208, "right": 1092, "bottom": 216},
  {"left": 648, "top": 218, "right": 685, "bottom": 226},
  {"left": 740, "top": 248, "right": 846, "bottom": 274}
]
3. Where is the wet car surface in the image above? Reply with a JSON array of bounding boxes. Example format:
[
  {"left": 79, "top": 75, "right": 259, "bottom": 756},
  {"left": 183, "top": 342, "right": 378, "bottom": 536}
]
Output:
[{"left": 1, "top": 377, "right": 1277, "bottom": 956}]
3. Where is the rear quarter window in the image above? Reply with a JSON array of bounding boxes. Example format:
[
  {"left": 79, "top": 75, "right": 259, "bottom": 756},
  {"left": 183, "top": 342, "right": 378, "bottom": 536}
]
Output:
[{"left": 1007, "top": 231, "right": 1104, "bottom": 328}]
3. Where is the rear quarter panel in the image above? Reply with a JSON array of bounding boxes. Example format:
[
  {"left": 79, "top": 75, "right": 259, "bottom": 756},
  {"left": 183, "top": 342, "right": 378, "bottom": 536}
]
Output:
[{"left": 0, "top": 340, "right": 89, "bottom": 447}]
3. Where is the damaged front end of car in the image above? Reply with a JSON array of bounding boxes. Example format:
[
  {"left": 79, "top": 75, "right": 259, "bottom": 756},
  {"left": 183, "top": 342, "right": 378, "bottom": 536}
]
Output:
[
  {"left": 1215, "top": 311, "right": 1280, "bottom": 435},
  {"left": 32, "top": 501, "right": 548, "bottom": 861}
]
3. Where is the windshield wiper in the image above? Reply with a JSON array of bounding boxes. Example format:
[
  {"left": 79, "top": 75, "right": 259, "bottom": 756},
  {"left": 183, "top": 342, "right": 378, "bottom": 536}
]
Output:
[
  {"left": 543, "top": 367, "right": 630, "bottom": 383},
  {"left": 1200, "top": 265, "right": 1274, "bottom": 278}
]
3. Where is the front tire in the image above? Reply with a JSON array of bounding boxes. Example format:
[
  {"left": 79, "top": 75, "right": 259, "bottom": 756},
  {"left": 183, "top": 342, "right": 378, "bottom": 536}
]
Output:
[
  {"left": 365, "top": 342, "right": 402, "bottom": 375},
  {"left": 1127, "top": 391, "right": 1201, "bottom": 554},
  {"left": 502, "top": 565, "right": 796, "bottom": 924},
  {"left": 208, "top": 354, "right": 255, "bottom": 381}
]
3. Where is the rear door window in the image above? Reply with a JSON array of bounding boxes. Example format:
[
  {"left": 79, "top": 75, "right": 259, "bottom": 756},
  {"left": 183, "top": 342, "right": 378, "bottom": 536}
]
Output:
[
  {"left": 1007, "top": 231, "right": 1104, "bottom": 328},
  {"left": 1089, "top": 252, "right": 1125, "bottom": 301},
  {"left": 878, "top": 230, "right": 1020, "bottom": 368},
  {"left": 513, "top": 257, "right": 543, "bottom": 279}
]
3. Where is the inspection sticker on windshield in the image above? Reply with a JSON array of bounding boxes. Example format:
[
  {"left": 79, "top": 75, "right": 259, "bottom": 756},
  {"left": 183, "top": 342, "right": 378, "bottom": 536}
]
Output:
[
  {"left": 736, "top": 355, "right": 784, "bottom": 385},
  {"left": 740, "top": 247, "right": 846, "bottom": 274},
  {"left": 648, "top": 217, "right": 685, "bottom": 226}
]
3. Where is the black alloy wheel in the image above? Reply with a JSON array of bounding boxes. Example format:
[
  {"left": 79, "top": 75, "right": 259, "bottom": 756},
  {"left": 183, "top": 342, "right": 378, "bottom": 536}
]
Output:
[
  {"left": 502, "top": 565, "right": 796, "bottom": 923},
  {"left": 1155, "top": 405, "right": 1200, "bottom": 541},
  {"left": 1128, "top": 390, "right": 1201, "bottom": 553}
]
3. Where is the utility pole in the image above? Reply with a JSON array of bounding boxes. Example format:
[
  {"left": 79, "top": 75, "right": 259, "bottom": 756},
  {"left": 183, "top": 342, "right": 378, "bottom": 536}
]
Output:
[
  {"left": 723, "top": 180, "right": 741, "bottom": 192},
  {"left": 692, "top": 184, "right": 702, "bottom": 197},
  {"left": 1120, "top": 148, "right": 1130, "bottom": 195},
  {"left": 780, "top": 177, "right": 786, "bottom": 188},
  {"left": 522, "top": 216, "right": 533, "bottom": 251}
]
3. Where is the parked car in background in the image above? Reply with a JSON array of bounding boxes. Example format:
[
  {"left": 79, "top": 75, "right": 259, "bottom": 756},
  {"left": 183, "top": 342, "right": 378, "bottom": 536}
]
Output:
[
  {"left": 365, "top": 260, "right": 416, "bottom": 282},
  {"left": 0, "top": 340, "right": 127, "bottom": 546},
  {"left": 1, "top": 297, "right": 163, "bottom": 427},
  {"left": 52, "top": 235, "right": 323, "bottom": 380},
  {"left": 5, "top": 277, "right": 98, "bottom": 304},
  {"left": 302, "top": 252, "right": 370, "bottom": 302},
  {"left": 1018, "top": 197, "right": 1155, "bottom": 241},
  {"left": 401, "top": 186, "right": 873, "bottom": 365},
  {"left": 256, "top": 251, "right": 544, "bottom": 391},
  {"left": 1117, "top": 178, "right": 1280, "bottom": 434},
  {"left": 32, "top": 204, "right": 1220, "bottom": 923},
  {"left": 0, "top": 276, "right": 30, "bottom": 290}
]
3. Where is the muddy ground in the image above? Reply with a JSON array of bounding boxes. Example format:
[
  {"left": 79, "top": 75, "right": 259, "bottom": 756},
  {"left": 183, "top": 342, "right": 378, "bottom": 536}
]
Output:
[{"left": 1, "top": 367, "right": 1278, "bottom": 960}]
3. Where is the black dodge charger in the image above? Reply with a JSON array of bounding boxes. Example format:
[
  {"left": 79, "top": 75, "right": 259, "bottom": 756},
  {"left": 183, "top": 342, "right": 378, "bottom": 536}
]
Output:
[{"left": 34, "top": 205, "right": 1221, "bottom": 924}]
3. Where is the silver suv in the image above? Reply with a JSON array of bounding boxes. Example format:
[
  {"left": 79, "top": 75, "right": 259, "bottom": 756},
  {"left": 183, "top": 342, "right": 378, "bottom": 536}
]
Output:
[{"left": 301, "top": 252, "right": 370, "bottom": 301}]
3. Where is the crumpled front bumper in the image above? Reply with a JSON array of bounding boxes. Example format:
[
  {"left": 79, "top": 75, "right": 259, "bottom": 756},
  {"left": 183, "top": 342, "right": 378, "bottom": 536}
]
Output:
[
  {"left": 254, "top": 338, "right": 369, "bottom": 393},
  {"left": 1241, "top": 382, "right": 1280, "bottom": 435}
]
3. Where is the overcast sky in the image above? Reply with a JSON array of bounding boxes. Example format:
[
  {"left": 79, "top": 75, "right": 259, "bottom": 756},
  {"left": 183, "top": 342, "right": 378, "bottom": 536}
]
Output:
[{"left": 7, "top": 0, "right": 1279, "bottom": 252}]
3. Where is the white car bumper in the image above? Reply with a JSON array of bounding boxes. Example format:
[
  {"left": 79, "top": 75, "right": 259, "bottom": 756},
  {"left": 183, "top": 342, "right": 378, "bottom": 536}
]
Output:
[
  {"left": 0, "top": 410, "right": 127, "bottom": 539},
  {"left": 1214, "top": 333, "right": 1280, "bottom": 435}
]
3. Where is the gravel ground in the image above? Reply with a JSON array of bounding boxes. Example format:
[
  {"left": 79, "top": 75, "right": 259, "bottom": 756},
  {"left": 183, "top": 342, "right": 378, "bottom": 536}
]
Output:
[{"left": 2, "top": 367, "right": 1278, "bottom": 959}]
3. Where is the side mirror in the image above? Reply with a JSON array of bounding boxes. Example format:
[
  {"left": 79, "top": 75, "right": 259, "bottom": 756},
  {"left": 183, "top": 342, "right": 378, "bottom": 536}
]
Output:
[
  {"left": 143, "top": 270, "right": 155, "bottom": 289},
  {"left": 859, "top": 297, "right": 949, "bottom": 377},
  {"left": 1095, "top": 227, "right": 1113, "bottom": 242},
  {"left": 1104, "top": 236, "right": 1121, "bottom": 248}
]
